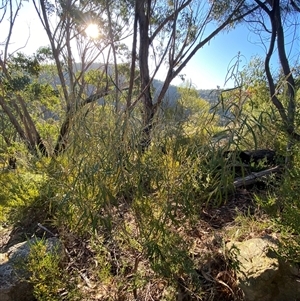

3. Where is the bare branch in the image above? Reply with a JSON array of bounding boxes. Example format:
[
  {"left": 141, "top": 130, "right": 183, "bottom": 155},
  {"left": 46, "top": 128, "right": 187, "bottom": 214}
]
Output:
[
  {"left": 290, "top": 0, "right": 300, "bottom": 12},
  {"left": 149, "top": 0, "right": 193, "bottom": 44}
]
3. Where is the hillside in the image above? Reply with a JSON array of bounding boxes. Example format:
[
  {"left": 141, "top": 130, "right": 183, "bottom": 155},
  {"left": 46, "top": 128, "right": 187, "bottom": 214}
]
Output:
[{"left": 153, "top": 79, "right": 220, "bottom": 106}]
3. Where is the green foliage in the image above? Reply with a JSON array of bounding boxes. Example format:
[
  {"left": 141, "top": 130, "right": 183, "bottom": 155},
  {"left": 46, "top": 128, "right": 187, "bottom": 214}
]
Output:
[
  {"left": 0, "top": 170, "right": 46, "bottom": 223},
  {"left": 35, "top": 46, "right": 54, "bottom": 63},
  {"left": 253, "top": 143, "right": 300, "bottom": 262},
  {"left": 226, "top": 211, "right": 276, "bottom": 242},
  {"left": 1, "top": 52, "right": 42, "bottom": 92},
  {"left": 0, "top": 50, "right": 62, "bottom": 154},
  {"left": 5, "top": 54, "right": 300, "bottom": 298},
  {"left": 1, "top": 0, "right": 300, "bottom": 298},
  {"left": 22, "top": 101, "right": 221, "bottom": 298},
  {"left": 177, "top": 84, "right": 219, "bottom": 135},
  {"left": 25, "top": 239, "right": 80, "bottom": 301},
  {"left": 9, "top": 52, "right": 41, "bottom": 77},
  {"left": 143, "top": 228, "right": 196, "bottom": 279},
  {"left": 210, "top": 0, "right": 256, "bottom": 26},
  {"left": 90, "top": 237, "right": 113, "bottom": 283},
  {"left": 217, "top": 57, "right": 285, "bottom": 150}
]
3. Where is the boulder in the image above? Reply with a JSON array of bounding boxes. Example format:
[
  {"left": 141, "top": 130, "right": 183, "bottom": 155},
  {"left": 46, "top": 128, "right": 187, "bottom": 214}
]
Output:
[
  {"left": 0, "top": 237, "right": 62, "bottom": 301},
  {"left": 227, "top": 237, "right": 300, "bottom": 301}
]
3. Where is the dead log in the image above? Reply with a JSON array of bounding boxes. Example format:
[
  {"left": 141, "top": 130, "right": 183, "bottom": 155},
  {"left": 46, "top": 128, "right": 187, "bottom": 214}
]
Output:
[
  {"left": 233, "top": 166, "right": 282, "bottom": 188},
  {"left": 224, "top": 149, "right": 284, "bottom": 166}
]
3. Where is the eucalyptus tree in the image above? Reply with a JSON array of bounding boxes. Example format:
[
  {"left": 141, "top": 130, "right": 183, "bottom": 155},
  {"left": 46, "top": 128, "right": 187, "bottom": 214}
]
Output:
[
  {"left": 125, "top": 0, "right": 258, "bottom": 149},
  {"left": 0, "top": 0, "right": 51, "bottom": 155},
  {"left": 32, "top": 0, "right": 133, "bottom": 155},
  {"left": 0, "top": 0, "right": 130, "bottom": 156},
  {"left": 254, "top": 0, "right": 300, "bottom": 165},
  {"left": 0, "top": 0, "right": 257, "bottom": 156},
  {"left": 215, "top": 0, "right": 300, "bottom": 163}
]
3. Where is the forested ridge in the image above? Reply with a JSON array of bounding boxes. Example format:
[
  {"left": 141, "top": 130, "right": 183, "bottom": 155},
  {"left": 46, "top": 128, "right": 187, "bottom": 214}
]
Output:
[{"left": 1, "top": 1, "right": 300, "bottom": 300}]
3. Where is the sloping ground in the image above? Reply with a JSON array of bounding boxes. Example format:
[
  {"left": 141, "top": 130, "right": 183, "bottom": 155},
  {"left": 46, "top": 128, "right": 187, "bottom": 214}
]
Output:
[
  {"left": 68, "top": 188, "right": 265, "bottom": 300},
  {"left": 58, "top": 198, "right": 243, "bottom": 300},
  {"left": 0, "top": 185, "right": 277, "bottom": 301}
]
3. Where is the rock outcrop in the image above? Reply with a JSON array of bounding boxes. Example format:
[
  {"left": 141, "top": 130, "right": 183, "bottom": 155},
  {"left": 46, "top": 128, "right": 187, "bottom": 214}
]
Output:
[
  {"left": 227, "top": 237, "right": 300, "bottom": 301},
  {"left": 0, "top": 237, "right": 62, "bottom": 301}
]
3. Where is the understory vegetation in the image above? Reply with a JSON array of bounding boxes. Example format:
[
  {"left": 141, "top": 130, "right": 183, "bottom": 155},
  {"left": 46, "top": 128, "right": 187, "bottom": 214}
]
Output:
[
  {"left": 1, "top": 77, "right": 300, "bottom": 300},
  {"left": 1, "top": 0, "right": 300, "bottom": 300}
]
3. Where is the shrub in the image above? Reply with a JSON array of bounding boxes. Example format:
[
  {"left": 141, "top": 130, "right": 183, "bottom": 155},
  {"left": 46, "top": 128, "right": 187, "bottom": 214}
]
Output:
[{"left": 25, "top": 239, "right": 80, "bottom": 301}]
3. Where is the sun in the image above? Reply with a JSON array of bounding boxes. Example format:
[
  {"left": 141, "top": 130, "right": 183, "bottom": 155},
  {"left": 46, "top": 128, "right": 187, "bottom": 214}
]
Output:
[{"left": 85, "top": 23, "right": 99, "bottom": 39}]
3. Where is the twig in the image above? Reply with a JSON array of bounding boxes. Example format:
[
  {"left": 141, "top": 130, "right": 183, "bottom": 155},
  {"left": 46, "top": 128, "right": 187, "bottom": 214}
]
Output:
[
  {"left": 37, "top": 223, "right": 57, "bottom": 237},
  {"left": 233, "top": 166, "right": 282, "bottom": 188}
]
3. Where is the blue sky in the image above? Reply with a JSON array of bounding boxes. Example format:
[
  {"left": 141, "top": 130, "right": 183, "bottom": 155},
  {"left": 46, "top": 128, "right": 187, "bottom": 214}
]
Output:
[
  {"left": 1, "top": 2, "right": 299, "bottom": 90},
  {"left": 169, "top": 22, "right": 299, "bottom": 89},
  {"left": 166, "top": 25, "right": 266, "bottom": 89}
]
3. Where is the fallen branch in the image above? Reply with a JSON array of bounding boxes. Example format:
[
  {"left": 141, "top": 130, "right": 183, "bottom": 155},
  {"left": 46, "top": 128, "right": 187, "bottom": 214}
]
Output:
[{"left": 233, "top": 166, "right": 282, "bottom": 188}]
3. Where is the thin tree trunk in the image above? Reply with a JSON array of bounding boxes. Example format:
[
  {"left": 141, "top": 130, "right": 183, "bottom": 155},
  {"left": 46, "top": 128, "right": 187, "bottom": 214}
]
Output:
[
  {"left": 136, "top": 0, "right": 155, "bottom": 150},
  {"left": 255, "top": 0, "right": 298, "bottom": 166},
  {"left": 16, "top": 95, "right": 48, "bottom": 156},
  {"left": 0, "top": 92, "right": 48, "bottom": 155},
  {"left": 274, "top": 0, "right": 296, "bottom": 167},
  {"left": 106, "top": 1, "right": 120, "bottom": 112}
]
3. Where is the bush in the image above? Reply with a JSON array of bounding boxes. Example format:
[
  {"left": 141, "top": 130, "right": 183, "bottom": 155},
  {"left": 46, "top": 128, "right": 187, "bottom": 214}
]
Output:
[
  {"left": 255, "top": 144, "right": 300, "bottom": 262},
  {"left": 0, "top": 170, "right": 47, "bottom": 223},
  {"left": 25, "top": 239, "right": 80, "bottom": 301}
]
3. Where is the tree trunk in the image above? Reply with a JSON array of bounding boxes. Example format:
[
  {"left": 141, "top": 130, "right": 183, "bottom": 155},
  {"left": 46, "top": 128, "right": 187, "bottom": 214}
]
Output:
[
  {"left": 0, "top": 95, "right": 48, "bottom": 156},
  {"left": 136, "top": 0, "right": 155, "bottom": 151},
  {"left": 274, "top": 0, "right": 296, "bottom": 167},
  {"left": 255, "top": 0, "right": 298, "bottom": 167}
]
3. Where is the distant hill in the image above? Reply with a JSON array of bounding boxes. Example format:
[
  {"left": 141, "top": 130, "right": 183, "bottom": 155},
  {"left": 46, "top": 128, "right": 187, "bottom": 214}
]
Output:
[
  {"left": 152, "top": 79, "right": 220, "bottom": 107},
  {"left": 40, "top": 63, "right": 220, "bottom": 107},
  {"left": 198, "top": 89, "right": 220, "bottom": 105}
]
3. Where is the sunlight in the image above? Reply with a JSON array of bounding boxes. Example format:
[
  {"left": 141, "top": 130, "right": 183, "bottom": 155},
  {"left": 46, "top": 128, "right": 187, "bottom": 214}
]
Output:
[{"left": 85, "top": 23, "right": 99, "bottom": 39}]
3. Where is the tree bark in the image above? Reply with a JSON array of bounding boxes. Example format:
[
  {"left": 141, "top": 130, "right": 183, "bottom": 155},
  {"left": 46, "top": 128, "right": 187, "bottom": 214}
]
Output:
[
  {"left": 255, "top": 0, "right": 299, "bottom": 166},
  {"left": 131, "top": 0, "right": 256, "bottom": 152},
  {"left": 0, "top": 95, "right": 48, "bottom": 156},
  {"left": 136, "top": 0, "right": 155, "bottom": 150}
]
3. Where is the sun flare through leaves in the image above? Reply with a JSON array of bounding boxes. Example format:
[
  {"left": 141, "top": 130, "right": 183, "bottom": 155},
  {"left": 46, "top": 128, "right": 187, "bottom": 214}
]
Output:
[{"left": 85, "top": 23, "right": 99, "bottom": 39}]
